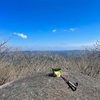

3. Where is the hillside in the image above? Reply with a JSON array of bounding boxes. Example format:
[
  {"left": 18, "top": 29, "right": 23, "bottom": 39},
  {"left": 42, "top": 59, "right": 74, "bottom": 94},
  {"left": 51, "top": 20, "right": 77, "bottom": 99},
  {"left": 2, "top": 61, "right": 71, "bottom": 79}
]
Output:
[{"left": 0, "top": 71, "right": 100, "bottom": 100}]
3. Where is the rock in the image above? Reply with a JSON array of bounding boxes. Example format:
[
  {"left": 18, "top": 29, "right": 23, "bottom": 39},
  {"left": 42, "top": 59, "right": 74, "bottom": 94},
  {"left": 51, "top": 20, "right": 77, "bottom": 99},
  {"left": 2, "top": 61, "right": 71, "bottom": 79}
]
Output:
[{"left": 0, "top": 71, "right": 100, "bottom": 100}]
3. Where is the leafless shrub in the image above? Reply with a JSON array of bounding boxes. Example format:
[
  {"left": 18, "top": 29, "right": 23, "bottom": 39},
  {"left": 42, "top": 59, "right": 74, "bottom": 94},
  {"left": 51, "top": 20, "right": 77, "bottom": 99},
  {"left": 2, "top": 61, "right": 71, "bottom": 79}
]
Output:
[
  {"left": 66, "top": 41, "right": 100, "bottom": 78},
  {"left": 0, "top": 36, "right": 12, "bottom": 85},
  {"left": 1, "top": 37, "right": 100, "bottom": 86}
]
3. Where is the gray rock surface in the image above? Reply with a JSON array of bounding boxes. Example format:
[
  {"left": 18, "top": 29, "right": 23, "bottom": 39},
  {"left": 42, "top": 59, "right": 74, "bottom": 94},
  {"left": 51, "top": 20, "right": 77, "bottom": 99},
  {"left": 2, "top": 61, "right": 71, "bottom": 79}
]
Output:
[{"left": 0, "top": 71, "right": 100, "bottom": 100}]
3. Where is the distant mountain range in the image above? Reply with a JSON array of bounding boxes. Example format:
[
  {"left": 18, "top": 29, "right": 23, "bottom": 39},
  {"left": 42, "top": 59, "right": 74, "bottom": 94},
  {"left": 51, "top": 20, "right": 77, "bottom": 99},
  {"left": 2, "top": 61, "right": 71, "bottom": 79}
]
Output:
[
  {"left": 21, "top": 50, "right": 90, "bottom": 56},
  {"left": 7, "top": 50, "right": 98, "bottom": 58}
]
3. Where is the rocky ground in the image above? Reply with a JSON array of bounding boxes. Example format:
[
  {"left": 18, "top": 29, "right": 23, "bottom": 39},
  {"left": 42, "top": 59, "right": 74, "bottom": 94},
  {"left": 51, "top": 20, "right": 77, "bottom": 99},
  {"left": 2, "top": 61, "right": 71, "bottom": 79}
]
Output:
[{"left": 0, "top": 71, "right": 100, "bottom": 100}]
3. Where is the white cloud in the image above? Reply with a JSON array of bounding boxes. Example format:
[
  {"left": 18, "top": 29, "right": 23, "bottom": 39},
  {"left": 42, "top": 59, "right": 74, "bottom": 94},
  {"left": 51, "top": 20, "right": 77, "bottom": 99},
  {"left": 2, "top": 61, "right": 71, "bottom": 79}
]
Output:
[
  {"left": 63, "top": 28, "right": 78, "bottom": 32},
  {"left": 63, "top": 29, "right": 67, "bottom": 32},
  {"left": 69, "top": 28, "right": 76, "bottom": 31},
  {"left": 13, "top": 32, "right": 27, "bottom": 39},
  {"left": 52, "top": 29, "right": 57, "bottom": 32}
]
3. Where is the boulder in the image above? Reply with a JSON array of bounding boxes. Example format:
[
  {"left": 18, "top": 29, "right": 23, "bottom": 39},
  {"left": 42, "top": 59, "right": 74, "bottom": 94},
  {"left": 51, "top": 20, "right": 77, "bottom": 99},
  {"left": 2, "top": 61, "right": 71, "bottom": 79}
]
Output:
[{"left": 0, "top": 71, "right": 100, "bottom": 100}]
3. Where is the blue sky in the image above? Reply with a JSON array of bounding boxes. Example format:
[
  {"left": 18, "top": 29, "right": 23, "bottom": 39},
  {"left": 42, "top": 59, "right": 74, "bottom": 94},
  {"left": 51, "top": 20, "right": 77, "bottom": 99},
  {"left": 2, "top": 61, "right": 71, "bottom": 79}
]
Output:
[{"left": 0, "top": 0, "right": 100, "bottom": 50}]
